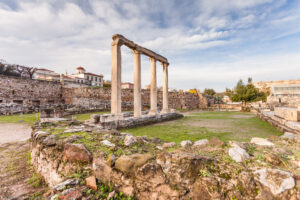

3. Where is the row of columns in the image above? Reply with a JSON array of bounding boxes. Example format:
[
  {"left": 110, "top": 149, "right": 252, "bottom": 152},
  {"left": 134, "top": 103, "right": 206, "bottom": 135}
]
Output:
[{"left": 111, "top": 41, "right": 169, "bottom": 117}]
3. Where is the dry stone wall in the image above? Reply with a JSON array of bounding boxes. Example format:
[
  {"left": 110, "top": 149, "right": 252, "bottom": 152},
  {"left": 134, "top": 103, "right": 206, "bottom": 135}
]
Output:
[
  {"left": 0, "top": 75, "right": 63, "bottom": 115},
  {"left": 0, "top": 75, "right": 208, "bottom": 115},
  {"left": 62, "top": 87, "right": 206, "bottom": 111}
]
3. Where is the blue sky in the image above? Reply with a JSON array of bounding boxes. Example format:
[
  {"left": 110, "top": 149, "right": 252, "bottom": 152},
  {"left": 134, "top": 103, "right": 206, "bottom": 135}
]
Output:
[{"left": 0, "top": 0, "right": 300, "bottom": 91}]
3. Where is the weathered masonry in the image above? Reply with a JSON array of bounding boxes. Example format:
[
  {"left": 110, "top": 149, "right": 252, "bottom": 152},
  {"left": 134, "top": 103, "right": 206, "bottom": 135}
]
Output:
[{"left": 111, "top": 34, "right": 169, "bottom": 117}]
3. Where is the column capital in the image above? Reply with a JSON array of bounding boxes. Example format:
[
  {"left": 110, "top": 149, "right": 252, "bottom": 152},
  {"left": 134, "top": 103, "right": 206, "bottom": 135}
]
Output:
[
  {"left": 161, "top": 62, "right": 169, "bottom": 68},
  {"left": 149, "top": 57, "right": 156, "bottom": 62},
  {"left": 131, "top": 49, "right": 140, "bottom": 55},
  {"left": 111, "top": 38, "right": 123, "bottom": 46}
]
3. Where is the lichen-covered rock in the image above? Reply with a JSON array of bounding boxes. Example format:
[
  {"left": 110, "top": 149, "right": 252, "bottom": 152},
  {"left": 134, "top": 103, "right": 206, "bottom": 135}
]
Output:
[
  {"left": 53, "top": 179, "right": 80, "bottom": 191},
  {"left": 33, "top": 131, "right": 50, "bottom": 140},
  {"left": 93, "top": 156, "right": 112, "bottom": 184},
  {"left": 228, "top": 146, "right": 249, "bottom": 162},
  {"left": 251, "top": 137, "right": 274, "bottom": 146},
  {"left": 255, "top": 168, "right": 295, "bottom": 195},
  {"left": 180, "top": 140, "right": 192, "bottom": 147},
  {"left": 41, "top": 135, "right": 57, "bottom": 146},
  {"left": 124, "top": 135, "right": 137, "bottom": 146},
  {"left": 115, "top": 154, "right": 153, "bottom": 176},
  {"left": 193, "top": 139, "right": 209, "bottom": 147},
  {"left": 63, "top": 143, "right": 92, "bottom": 163},
  {"left": 281, "top": 132, "right": 300, "bottom": 141},
  {"left": 59, "top": 189, "right": 82, "bottom": 200},
  {"left": 101, "top": 139, "right": 115, "bottom": 147},
  {"left": 162, "top": 142, "right": 176, "bottom": 148}
]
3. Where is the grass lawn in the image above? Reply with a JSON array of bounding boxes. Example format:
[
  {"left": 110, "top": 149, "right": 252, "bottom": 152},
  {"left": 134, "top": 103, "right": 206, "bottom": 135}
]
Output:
[
  {"left": 121, "top": 111, "right": 282, "bottom": 143},
  {"left": 0, "top": 111, "right": 109, "bottom": 124}
]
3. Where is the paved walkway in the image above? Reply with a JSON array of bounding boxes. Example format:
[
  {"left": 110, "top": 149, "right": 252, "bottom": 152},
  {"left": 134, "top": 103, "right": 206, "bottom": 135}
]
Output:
[{"left": 0, "top": 123, "right": 31, "bottom": 144}]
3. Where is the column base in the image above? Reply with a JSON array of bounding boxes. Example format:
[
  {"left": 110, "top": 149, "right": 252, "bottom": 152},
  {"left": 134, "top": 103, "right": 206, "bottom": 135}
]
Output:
[
  {"left": 148, "top": 110, "right": 158, "bottom": 116},
  {"left": 161, "top": 109, "right": 170, "bottom": 114}
]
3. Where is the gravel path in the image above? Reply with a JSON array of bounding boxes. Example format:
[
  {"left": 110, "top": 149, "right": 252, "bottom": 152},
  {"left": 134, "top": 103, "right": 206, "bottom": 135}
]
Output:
[{"left": 0, "top": 123, "right": 31, "bottom": 144}]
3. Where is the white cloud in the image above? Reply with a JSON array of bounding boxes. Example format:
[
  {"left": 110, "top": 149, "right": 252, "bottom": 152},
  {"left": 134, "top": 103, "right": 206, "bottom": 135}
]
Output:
[{"left": 0, "top": 0, "right": 299, "bottom": 91}]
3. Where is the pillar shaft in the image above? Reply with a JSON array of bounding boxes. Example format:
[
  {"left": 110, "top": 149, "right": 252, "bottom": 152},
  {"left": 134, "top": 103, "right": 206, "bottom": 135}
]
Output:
[
  {"left": 162, "top": 63, "right": 169, "bottom": 114},
  {"left": 149, "top": 58, "right": 157, "bottom": 116},
  {"left": 111, "top": 41, "right": 122, "bottom": 115},
  {"left": 133, "top": 50, "right": 142, "bottom": 118}
]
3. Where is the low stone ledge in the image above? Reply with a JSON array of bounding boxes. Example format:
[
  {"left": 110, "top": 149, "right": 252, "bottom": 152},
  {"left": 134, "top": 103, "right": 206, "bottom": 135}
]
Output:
[{"left": 87, "top": 112, "right": 183, "bottom": 129}]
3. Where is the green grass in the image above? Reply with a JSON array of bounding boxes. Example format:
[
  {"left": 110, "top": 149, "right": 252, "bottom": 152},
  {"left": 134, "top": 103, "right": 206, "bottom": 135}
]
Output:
[
  {"left": 121, "top": 111, "right": 282, "bottom": 143},
  {"left": 0, "top": 113, "right": 37, "bottom": 124},
  {"left": 0, "top": 111, "right": 109, "bottom": 124}
]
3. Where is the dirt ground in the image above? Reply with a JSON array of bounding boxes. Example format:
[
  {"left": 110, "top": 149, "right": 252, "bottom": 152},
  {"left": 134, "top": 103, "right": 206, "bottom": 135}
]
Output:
[
  {"left": 0, "top": 124, "right": 47, "bottom": 200},
  {"left": 0, "top": 123, "right": 32, "bottom": 144}
]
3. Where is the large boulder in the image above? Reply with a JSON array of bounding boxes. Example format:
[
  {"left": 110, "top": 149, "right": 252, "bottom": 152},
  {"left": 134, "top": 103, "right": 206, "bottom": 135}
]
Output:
[
  {"left": 228, "top": 146, "right": 250, "bottom": 162},
  {"left": 115, "top": 154, "right": 153, "bottom": 176},
  {"left": 63, "top": 143, "right": 92, "bottom": 163},
  {"left": 251, "top": 137, "right": 274, "bottom": 146},
  {"left": 255, "top": 168, "right": 295, "bottom": 195}
]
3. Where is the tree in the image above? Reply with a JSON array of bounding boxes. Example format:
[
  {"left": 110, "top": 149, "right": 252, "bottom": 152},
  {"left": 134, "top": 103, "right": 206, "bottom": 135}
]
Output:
[
  {"left": 230, "top": 77, "right": 267, "bottom": 102},
  {"left": 23, "top": 67, "right": 37, "bottom": 79},
  {"left": 204, "top": 88, "right": 216, "bottom": 96}
]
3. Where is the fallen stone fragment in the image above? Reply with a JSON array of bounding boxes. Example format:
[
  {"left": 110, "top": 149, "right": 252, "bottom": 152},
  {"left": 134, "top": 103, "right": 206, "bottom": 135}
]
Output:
[
  {"left": 281, "top": 132, "right": 300, "bottom": 141},
  {"left": 93, "top": 156, "right": 112, "bottom": 184},
  {"left": 251, "top": 137, "right": 274, "bottom": 146},
  {"left": 50, "top": 194, "right": 59, "bottom": 200},
  {"left": 180, "top": 140, "right": 193, "bottom": 147},
  {"left": 124, "top": 135, "right": 137, "bottom": 146},
  {"left": 59, "top": 189, "right": 82, "bottom": 200},
  {"left": 86, "top": 176, "right": 97, "bottom": 191},
  {"left": 228, "top": 146, "right": 249, "bottom": 162},
  {"left": 209, "top": 136, "right": 224, "bottom": 147},
  {"left": 254, "top": 168, "right": 295, "bottom": 195},
  {"left": 64, "top": 128, "right": 83, "bottom": 133},
  {"left": 41, "top": 135, "right": 57, "bottom": 146},
  {"left": 162, "top": 142, "right": 177, "bottom": 148},
  {"left": 193, "top": 139, "right": 209, "bottom": 147},
  {"left": 107, "top": 153, "right": 117, "bottom": 167},
  {"left": 115, "top": 153, "right": 153, "bottom": 175},
  {"left": 107, "top": 191, "right": 116, "bottom": 199},
  {"left": 53, "top": 179, "right": 80, "bottom": 191},
  {"left": 63, "top": 143, "right": 92, "bottom": 163},
  {"left": 34, "top": 131, "right": 50, "bottom": 140},
  {"left": 101, "top": 140, "right": 115, "bottom": 147}
]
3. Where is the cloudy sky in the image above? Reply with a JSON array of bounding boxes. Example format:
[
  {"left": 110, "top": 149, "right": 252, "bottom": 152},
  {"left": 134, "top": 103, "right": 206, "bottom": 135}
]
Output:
[{"left": 1, "top": 0, "right": 300, "bottom": 91}]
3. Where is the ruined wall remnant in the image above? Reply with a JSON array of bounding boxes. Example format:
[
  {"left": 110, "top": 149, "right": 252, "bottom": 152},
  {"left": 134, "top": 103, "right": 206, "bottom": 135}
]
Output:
[
  {"left": 0, "top": 75, "right": 209, "bottom": 115},
  {"left": 0, "top": 75, "right": 63, "bottom": 115},
  {"left": 62, "top": 87, "right": 205, "bottom": 111}
]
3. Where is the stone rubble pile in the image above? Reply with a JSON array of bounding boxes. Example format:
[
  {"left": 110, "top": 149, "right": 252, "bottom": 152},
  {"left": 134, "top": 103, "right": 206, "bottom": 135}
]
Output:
[{"left": 30, "top": 121, "right": 300, "bottom": 200}]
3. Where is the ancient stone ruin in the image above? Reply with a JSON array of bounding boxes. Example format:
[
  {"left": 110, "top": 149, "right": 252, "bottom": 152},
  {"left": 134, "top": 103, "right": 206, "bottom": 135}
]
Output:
[{"left": 86, "top": 34, "right": 183, "bottom": 129}]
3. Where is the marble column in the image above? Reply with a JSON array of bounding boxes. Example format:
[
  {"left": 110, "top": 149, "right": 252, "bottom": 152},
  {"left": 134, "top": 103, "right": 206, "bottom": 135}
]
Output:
[
  {"left": 133, "top": 50, "right": 141, "bottom": 118},
  {"left": 149, "top": 57, "right": 157, "bottom": 116},
  {"left": 111, "top": 40, "right": 122, "bottom": 115},
  {"left": 161, "top": 63, "right": 169, "bottom": 114}
]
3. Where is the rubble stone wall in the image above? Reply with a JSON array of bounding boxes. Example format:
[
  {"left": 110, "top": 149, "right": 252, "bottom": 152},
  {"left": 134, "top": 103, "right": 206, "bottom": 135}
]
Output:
[
  {"left": 0, "top": 75, "right": 63, "bottom": 115},
  {"left": 62, "top": 87, "right": 207, "bottom": 110},
  {"left": 268, "top": 94, "right": 300, "bottom": 108}
]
